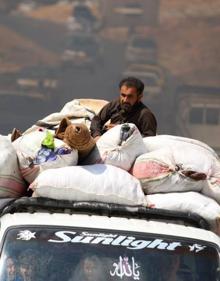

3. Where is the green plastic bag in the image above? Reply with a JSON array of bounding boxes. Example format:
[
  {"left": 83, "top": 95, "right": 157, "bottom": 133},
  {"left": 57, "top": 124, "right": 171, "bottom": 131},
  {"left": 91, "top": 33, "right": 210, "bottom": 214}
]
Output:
[{"left": 42, "top": 131, "right": 55, "bottom": 149}]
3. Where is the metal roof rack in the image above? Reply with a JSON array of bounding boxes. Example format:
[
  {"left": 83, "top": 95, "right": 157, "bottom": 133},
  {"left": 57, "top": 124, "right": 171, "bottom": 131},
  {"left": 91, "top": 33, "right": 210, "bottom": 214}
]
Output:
[{"left": 0, "top": 197, "right": 210, "bottom": 230}]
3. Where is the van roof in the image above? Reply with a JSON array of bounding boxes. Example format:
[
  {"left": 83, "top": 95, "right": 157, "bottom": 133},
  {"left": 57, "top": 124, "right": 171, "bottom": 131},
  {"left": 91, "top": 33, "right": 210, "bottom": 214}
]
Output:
[
  {"left": 0, "top": 197, "right": 210, "bottom": 230},
  {"left": 1, "top": 198, "right": 219, "bottom": 247}
]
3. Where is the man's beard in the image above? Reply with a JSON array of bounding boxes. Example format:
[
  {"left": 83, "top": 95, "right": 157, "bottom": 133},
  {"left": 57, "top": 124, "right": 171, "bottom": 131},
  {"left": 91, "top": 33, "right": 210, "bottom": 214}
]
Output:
[{"left": 120, "top": 102, "right": 133, "bottom": 115}]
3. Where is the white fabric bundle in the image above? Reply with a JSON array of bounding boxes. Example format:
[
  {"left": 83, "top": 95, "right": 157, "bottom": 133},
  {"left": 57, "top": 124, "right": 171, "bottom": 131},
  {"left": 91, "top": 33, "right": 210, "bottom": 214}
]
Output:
[
  {"left": 132, "top": 135, "right": 220, "bottom": 204},
  {"left": 34, "top": 99, "right": 95, "bottom": 126},
  {"left": 23, "top": 99, "right": 96, "bottom": 135},
  {"left": 83, "top": 123, "right": 146, "bottom": 171},
  {"left": 143, "top": 135, "right": 219, "bottom": 176},
  {"left": 13, "top": 129, "right": 78, "bottom": 183},
  {"left": 0, "top": 135, "right": 26, "bottom": 197},
  {"left": 146, "top": 192, "right": 220, "bottom": 234},
  {"left": 130, "top": 148, "right": 204, "bottom": 194},
  {"left": 202, "top": 178, "right": 220, "bottom": 205},
  {"left": 143, "top": 135, "right": 218, "bottom": 158},
  {"left": 30, "top": 164, "right": 147, "bottom": 206}
]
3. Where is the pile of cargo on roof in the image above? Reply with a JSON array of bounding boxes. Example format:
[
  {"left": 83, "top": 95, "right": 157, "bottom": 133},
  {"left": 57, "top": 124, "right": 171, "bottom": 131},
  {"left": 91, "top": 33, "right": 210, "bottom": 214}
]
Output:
[{"left": 0, "top": 98, "right": 220, "bottom": 236}]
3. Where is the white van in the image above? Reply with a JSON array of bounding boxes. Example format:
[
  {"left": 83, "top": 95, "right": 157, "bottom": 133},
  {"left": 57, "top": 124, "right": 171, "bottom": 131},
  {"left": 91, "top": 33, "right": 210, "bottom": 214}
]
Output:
[{"left": 0, "top": 197, "right": 219, "bottom": 281}]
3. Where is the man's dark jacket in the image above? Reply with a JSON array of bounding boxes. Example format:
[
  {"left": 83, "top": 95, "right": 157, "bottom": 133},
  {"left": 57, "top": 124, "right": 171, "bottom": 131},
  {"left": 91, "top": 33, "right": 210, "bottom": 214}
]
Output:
[{"left": 90, "top": 99, "right": 157, "bottom": 137}]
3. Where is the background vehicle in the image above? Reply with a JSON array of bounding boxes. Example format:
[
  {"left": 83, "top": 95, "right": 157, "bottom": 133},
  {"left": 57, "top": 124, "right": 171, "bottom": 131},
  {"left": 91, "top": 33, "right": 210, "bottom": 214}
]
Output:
[
  {"left": 0, "top": 197, "right": 219, "bottom": 281},
  {"left": 114, "top": 2, "right": 144, "bottom": 16},
  {"left": 16, "top": 65, "right": 58, "bottom": 97},
  {"left": 125, "top": 35, "right": 158, "bottom": 65},
  {"left": 173, "top": 85, "right": 220, "bottom": 155},
  {"left": 0, "top": 65, "right": 59, "bottom": 133},
  {"left": 72, "top": 1, "right": 103, "bottom": 32},
  {"left": 61, "top": 32, "right": 104, "bottom": 72}
]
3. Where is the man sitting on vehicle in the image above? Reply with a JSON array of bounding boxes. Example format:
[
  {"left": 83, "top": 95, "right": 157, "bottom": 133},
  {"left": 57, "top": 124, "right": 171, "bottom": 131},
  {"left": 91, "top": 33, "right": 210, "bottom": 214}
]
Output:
[{"left": 90, "top": 76, "right": 157, "bottom": 140}]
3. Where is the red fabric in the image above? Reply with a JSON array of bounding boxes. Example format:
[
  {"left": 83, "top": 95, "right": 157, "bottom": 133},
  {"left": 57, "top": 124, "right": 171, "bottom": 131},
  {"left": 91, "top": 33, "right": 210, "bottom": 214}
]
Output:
[{"left": 130, "top": 160, "right": 171, "bottom": 179}]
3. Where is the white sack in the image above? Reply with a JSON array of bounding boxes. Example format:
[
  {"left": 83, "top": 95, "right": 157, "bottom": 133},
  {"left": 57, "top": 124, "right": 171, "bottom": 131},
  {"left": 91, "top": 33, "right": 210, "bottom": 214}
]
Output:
[
  {"left": 146, "top": 192, "right": 220, "bottom": 234},
  {"left": 143, "top": 135, "right": 219, "bottom": 175},
  {"left": 35, "top": 99, "right": 95, "bottom": 126},
  {"left": 143, "top": 135, "right": 218, "bottom": 158},
  {"left": 30, "top": 164, "right": 147, "bottom": 206},
  {"left": 13, "top": 129, "right": 78, "bottom": 183},
  {"left": 83, "top": 123, "right": 146, "bottom": 171},
  {"left": 131, "top": 148, "right": 220, "bottom": 204},
  {"left": 202, "top": 178, "right": 220, "bottom": 205},
  {"left": 0, "top": 135, "right": 26, "bottom": 197},
  {"left": 143, "top": 135, "right": 220, "bottom": 182},
  {"left": 130, "top": 148, "right": 204, "bottom": 194}
]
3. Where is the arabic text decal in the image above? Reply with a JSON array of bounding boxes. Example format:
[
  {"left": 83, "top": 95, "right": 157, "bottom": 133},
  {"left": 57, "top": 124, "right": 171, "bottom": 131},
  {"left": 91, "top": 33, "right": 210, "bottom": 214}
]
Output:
[{"left": 110, "top": 256, "right": 140, "bottom": 280}]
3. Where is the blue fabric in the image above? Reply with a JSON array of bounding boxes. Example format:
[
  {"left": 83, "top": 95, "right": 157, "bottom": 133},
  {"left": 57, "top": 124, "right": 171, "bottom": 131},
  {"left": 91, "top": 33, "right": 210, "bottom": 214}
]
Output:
[{"left": 33, "top": 147, "right": 72, "bottom": 165}]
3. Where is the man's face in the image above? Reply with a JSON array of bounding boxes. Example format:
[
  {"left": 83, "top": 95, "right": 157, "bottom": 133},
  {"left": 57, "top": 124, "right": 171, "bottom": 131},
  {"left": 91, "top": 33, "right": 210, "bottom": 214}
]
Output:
[
  {"left": 6, "top": 258, "right": 16, "bottom": 281},
  {"left": 120, "top": 85, "right": 142, "bottom": 107},
  {"left": 83, "top": 259, "right": 97, "bottom": 280},
  {"left": 20, "top": 264, "right": 34, "bottom": 281}
]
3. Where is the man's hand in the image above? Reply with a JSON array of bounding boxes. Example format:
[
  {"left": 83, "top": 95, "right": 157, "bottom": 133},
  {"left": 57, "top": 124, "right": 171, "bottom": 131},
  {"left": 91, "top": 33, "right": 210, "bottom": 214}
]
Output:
[{"left": 104, "top": 123, "right": 116, "bottom": 131}]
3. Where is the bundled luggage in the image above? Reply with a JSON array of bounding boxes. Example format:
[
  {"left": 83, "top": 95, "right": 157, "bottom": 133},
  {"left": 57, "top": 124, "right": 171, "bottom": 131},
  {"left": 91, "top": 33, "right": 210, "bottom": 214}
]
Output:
[
  {"left": 131, "top": 135, "right": 220, "bottom": 204},
  {"left": 0, "top": 136, "right": 26, "bottom": 197},
  {"left": 1, "top": 98, "right": 220, "bottom": 235},
  {"left": 147, "top": 192, "right": 220, "bottom": 234},
  {"left": 30, "top": 164, "right": 146, "bottom": 206},
  {"left": 83, "top": 123, "right": 146, "bottom": 171},
  {"left": 13, "top": 128, "right": 78, "bottom": 183}
]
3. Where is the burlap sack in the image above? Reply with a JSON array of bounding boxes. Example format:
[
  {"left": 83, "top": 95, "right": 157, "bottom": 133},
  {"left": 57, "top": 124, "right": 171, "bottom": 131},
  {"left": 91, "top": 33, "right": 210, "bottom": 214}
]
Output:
[{"left": 55, "top": 118, "right": 95, "bottom": 160}]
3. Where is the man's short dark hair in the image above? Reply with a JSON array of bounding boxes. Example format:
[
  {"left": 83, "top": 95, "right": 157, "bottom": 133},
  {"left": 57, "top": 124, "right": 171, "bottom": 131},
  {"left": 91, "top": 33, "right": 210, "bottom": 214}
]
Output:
[{"left": 119, "top": 77, "right": 144, "bottom": 96}]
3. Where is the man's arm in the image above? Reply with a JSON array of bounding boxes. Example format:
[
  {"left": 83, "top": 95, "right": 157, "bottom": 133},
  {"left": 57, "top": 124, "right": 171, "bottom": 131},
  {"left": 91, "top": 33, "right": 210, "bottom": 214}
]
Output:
[
  {"left": 139, "top": 110, "right": 157, "bottom": 137},
  {"left": 90, "top": 102, "right": 112, "bottom": 138}
]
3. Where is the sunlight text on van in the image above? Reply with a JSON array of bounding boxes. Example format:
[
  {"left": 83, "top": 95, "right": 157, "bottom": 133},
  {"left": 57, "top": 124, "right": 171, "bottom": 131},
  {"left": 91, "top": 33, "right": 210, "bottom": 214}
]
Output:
[{"left": 48, "top": 231, "right": 181, "bottom": 251}]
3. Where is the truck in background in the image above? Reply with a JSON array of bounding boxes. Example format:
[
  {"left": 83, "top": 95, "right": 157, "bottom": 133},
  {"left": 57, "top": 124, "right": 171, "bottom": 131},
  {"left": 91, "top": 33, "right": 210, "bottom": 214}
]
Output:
[{"left": 173, "top": 85, "right": 220, "bottom": 155}]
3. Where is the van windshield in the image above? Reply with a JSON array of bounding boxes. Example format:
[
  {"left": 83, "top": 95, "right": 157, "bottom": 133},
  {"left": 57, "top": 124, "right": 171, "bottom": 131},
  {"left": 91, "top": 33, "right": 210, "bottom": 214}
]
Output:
[{"left": 0, "top": 226, "right": 218, "bottom": 281}]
